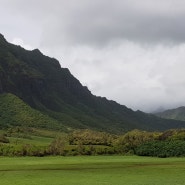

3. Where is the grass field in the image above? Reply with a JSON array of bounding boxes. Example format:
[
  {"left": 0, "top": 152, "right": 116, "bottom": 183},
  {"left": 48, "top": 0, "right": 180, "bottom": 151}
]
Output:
[
  {"left": 0, "top": 156, "right": 185, "bottom": 185},
  {"left": 8, "top": 136, "right": 54, "bottom": 146}
]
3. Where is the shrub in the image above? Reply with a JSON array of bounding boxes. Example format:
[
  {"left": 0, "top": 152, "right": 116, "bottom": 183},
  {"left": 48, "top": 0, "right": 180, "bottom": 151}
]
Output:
[{"left": 135, "top": 140, "right": 185, "bottom": 157}]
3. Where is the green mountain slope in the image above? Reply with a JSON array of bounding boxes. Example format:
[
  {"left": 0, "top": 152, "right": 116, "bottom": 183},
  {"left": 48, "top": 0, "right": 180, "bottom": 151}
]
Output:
[
  {"left": 0, "top": 33, "right": 185, "bottom": 133},
  {"left": 0, "top": 93, "right": 66, "bottom": 130},
  {"left": 155, "top": 107, "right": 185, "bottom": 121}
]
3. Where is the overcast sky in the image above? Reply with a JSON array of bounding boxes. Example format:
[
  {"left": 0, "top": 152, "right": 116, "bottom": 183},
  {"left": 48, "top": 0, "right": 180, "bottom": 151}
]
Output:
[{"left": 1, "top": 0, "right": 185, "bottom": 112}]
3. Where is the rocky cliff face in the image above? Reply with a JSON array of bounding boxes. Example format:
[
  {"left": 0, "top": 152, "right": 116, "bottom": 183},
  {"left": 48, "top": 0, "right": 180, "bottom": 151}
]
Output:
[
  {"left": 1, "top": 33, "right": 185, "bottom": 133},
  {"left": 0, "top": 35, "right": 91, "bottom": 109}
]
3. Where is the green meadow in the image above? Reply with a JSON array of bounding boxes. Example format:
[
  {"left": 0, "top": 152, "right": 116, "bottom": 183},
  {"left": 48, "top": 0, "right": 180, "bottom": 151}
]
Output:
[{"left": 0, "top": 156, "right": 185, "bottom": 185}]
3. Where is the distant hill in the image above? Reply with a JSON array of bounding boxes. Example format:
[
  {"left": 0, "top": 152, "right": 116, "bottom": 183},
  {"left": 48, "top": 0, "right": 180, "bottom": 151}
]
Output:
[
  {"left": 0, "top": 33, "right": 185, "bottom": 133},
  {"left": 155, "top": 107, "right": 185, "bottom": 121}
]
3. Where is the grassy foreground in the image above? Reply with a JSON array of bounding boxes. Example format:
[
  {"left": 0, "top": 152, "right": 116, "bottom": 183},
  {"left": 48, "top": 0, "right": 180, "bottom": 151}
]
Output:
[{"left": 0, "top": 156, "right": 185, "bottom": 185}]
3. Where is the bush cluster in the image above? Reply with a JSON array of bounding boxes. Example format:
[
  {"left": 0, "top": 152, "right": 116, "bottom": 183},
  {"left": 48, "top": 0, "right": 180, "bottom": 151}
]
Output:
[{"left": 135, "top": 140, "right": 185, "bottom": 157}]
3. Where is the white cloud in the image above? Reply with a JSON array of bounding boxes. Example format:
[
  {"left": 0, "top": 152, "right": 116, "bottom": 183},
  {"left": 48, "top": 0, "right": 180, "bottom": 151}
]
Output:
[
  {"left": 42, "top": 41, "right": 185, "bottom": 112},
  {"left": 11, "top": 38, "right": 33, "bottom": 50}
]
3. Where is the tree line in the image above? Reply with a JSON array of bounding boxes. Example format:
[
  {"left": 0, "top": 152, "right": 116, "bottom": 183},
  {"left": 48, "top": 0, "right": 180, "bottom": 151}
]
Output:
[{"left": 0, "top": 128, "right": 185, "bottom": 157}]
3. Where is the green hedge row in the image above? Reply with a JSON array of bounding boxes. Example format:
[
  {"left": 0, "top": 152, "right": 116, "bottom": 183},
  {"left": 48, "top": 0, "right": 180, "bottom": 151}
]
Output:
[{"left": 135, "top": 140, "right": 185, "bottom": 157}]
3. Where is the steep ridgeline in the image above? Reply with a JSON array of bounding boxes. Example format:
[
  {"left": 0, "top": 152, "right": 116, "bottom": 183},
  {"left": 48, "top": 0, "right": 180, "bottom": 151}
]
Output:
[
  {"left": 0, "top": 33, "right": 185, "bottom": 133},
  {"left": 155, "top": 107, "right": 185, "bottom": 121}
]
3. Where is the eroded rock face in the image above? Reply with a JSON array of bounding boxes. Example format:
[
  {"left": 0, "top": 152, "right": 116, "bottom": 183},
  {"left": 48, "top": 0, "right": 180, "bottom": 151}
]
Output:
[
  {"left": 0, "top": 71, "right": 7, "bottom": 93},
  {"left": 0, "top": 35, "right": 93, "bottom": 111}
]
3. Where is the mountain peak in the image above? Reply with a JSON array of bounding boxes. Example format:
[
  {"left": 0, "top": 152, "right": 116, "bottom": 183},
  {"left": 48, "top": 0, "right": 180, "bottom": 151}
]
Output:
[{"left": 32, "top": 48, "right": 42, "bottom": 54}]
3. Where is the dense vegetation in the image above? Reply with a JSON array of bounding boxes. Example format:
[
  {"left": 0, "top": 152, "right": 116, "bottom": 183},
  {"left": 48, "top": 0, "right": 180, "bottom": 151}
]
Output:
[
  {"left": 0, "top": 128, "right": 185, "bottom": 157},
  {"left": 0, "top": 93, "right": 66, "bottom": 130},
  {"left": 136, "top": 140, "right": 185, "bottom": 157},
  {"left": 1, "top": 33, "right": 185, "bottom": 133}
]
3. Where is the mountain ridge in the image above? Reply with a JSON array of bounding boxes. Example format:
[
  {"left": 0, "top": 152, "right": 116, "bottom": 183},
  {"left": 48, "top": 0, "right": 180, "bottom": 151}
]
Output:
[
  {"left": 155, "top": 106, "right": 185, "bottom": 121},
  {"left": 0, "top": 33, "right": 185, "bottom": 133}
]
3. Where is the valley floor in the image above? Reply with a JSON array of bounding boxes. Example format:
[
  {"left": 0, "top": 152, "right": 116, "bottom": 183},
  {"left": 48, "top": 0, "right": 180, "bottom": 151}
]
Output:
[{"left": 0, "top": 156, "right": 185, "bottom": 185}]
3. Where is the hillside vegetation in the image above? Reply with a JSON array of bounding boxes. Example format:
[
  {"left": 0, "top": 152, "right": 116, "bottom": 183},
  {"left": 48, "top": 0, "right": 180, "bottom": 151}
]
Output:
[
  {"left": 0, "top": 93, "right": 66, "bottom": 130},
  {"left": 156, "top": 106, "right": 185, "bottom": 121}
]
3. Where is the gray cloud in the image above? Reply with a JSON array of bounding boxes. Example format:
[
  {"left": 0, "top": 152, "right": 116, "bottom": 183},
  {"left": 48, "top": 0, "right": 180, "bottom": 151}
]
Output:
[
  {"left": 2, "top": 0, "right": 185, "bottom": 46},
  {"left": 1, "top": 0, "right": 185, "bottom": 112},
  {"left": 40, "top": 0, "right": 185, "bottom": 47}
]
